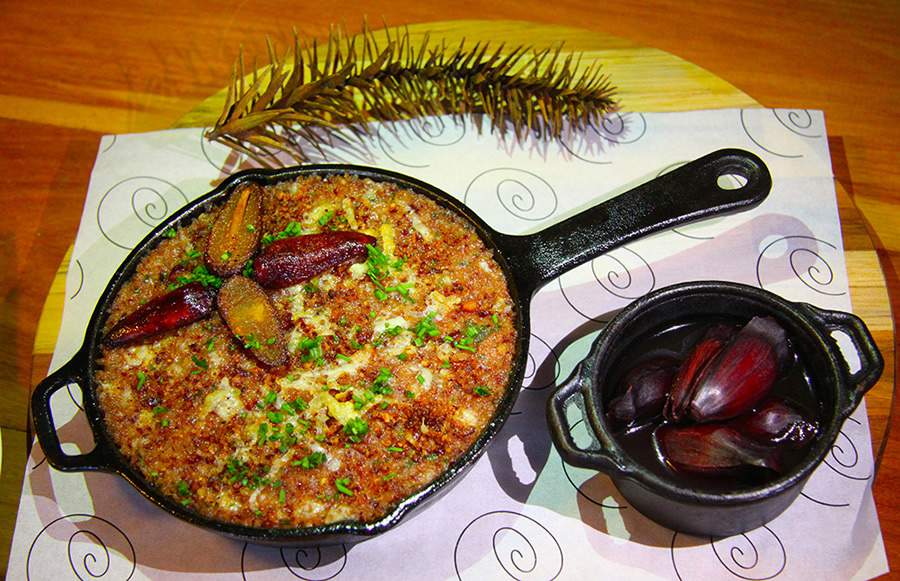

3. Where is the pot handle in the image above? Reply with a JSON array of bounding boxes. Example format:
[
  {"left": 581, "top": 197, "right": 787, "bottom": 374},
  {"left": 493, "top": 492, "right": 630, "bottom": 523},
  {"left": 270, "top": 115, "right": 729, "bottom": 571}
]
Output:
[
  {"left": 547, "top": 365, "right": 629, "bottom": 474},
  {"left": 31, "top": 356, "right": 115, "bottom": 472},
  {"left": 494, "top": 149, "right": 771, "bottom": 296},
  {"left": 799, "top": 304, "right": 884, "bottom": 418}
]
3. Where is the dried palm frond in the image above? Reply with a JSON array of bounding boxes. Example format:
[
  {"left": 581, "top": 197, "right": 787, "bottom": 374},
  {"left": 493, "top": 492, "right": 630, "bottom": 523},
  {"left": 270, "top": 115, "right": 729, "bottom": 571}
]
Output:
[{"left": 206, "top": 23, "right": 617, "bottom": 166}]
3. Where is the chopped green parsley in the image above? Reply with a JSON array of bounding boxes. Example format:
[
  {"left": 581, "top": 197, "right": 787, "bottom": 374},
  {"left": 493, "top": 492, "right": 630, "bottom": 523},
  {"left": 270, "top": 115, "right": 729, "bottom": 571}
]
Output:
[
  {"left": 295, "top": 336, "right": 324, "bottom": 366},
  {"left": 168, "top": 264, "right": 223, "bottom": 290},
  {"left": 343, "top": 417, "right": 369, "bottom": 443},
  {"left": 261, "top": 221, "right": 303, "bottom": 246},
  {"left": 335, "top": 477, "right": 354, "bottom": 496},
  {"left": 292, "top": 451, "right": 327, "bottom": 469},
  {"left": 474, "top": 386, "right": 492, "bottom": 397},
  {"left": 365, "top": 244, "right": 412, "bottom": 302},
  {"left": 371, "top": 367, "right": 393, "bottom": 395},
  {"left": 317, "top": 209, "right": 335, "bottom": 226},
  {"left": 256, "top": 422, "right": 269, "bottom": 445},
  {"left": 413, "top": 312, "right": 440, "bottom": 346},
  {"left": 226, "top": 458, "right": 250, "bottom": 485}
]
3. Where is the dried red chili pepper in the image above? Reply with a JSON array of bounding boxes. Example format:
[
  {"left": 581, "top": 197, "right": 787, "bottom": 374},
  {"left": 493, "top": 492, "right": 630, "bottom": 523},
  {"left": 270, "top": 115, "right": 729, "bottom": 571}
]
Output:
[
  {"left": 664, "top": 324, "right": 735, "bottom": 422},
  {"left": 734, "top": 397, "right": 818, "bottom": 448}
]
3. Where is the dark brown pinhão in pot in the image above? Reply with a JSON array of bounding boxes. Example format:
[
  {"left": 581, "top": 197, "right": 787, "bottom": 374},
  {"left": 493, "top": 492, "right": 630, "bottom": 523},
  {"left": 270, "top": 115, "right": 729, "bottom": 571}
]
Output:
[{"left": 547, "top": 281, "right": 883, "bottom": 537}]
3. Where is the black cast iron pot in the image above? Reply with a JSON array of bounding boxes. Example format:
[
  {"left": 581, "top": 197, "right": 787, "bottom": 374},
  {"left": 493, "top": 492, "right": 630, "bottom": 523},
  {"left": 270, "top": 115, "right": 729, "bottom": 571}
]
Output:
[
  {"left": 547, "top": 280, "right": 883, "bottom": 537},
  {"left": 33, "top": 149, "right": 771, "bottom": 545}
]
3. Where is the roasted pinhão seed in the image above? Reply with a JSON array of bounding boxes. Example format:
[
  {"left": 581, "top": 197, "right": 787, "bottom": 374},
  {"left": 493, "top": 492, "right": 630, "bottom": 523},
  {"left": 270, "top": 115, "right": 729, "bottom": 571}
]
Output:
[
  {"left": 253, "top": 231, "right": 375, "bottom": 289},
  {"left": 105, "top": 282, "right": 216, "bottom": 346},
  {"left": 607, "top": 356, "right": 679, "bottom": 429},
  {"left": 607, "top": 315, "right": 818, "bottom": 484}
]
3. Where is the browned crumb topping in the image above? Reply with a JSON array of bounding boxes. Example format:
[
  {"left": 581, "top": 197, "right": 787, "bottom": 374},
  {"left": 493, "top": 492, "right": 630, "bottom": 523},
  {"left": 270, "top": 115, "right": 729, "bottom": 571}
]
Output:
[{"left": 96, "top": 175, "right": 516, "bottom": 528}]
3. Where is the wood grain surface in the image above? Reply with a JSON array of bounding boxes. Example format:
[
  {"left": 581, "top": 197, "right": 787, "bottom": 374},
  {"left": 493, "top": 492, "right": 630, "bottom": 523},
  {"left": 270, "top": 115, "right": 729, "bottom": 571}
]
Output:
[{"left": 1, "top": 3, "right": 898, "bottom": 578}]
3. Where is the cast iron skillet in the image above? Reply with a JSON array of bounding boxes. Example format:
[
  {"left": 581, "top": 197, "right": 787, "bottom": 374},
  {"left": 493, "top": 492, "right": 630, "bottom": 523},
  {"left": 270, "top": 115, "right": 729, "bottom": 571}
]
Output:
[{"left": 32, "top": 148, "right": 771, "bottom": 545}]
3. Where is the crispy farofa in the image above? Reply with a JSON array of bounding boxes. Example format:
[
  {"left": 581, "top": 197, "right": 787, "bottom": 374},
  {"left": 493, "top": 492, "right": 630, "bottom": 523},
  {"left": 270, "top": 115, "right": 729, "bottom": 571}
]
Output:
[{"left": 96, "top": 175, "right": 516, "bottom": 528}]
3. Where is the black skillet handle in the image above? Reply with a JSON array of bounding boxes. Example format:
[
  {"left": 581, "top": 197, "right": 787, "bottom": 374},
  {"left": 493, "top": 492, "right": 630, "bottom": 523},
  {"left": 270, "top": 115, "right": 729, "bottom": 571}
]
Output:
[
  {"left": 494, "top": 149, "right": 772, "bottom": 296},
  {"left": 31, "top": 354, "right": 114, "bottom": 472},
  {"left": 797, "top": 303, "right": 884, "bottom": 419}
]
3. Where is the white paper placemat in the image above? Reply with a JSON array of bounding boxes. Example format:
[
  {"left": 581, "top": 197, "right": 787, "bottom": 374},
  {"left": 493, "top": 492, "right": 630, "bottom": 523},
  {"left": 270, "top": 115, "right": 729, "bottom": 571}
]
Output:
[{"left": 9, "top": 109, "right": 888, "bottom": 580}]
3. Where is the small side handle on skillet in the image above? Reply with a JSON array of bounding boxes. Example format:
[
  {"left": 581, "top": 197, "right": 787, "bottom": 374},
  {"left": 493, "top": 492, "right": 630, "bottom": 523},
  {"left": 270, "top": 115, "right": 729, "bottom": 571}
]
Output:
[
  {"left": 494, "top": 149, "right": 772, "bottom": 295},
  {"left": 798, "top": 303, "right": 884, "bottom": 419},
  {"left": 31, "top": 355, "right": 115, "bottom": 472}
]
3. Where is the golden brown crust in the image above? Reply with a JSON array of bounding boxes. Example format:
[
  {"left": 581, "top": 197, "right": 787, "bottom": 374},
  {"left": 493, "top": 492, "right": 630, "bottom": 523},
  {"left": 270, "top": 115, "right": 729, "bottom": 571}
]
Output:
[{"left": 96, "top": 174, "right": 516, "bottom": 529}]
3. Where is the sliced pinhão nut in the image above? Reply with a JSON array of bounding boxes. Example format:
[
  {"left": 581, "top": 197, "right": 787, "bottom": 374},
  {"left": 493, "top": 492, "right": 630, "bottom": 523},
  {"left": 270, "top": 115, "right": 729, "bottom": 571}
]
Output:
[
  {"left": 217, "top": 276, "right": 287, "bottom": 367},
  {"left": 206, "top": 182, "right": 263, "bottom": 276}
]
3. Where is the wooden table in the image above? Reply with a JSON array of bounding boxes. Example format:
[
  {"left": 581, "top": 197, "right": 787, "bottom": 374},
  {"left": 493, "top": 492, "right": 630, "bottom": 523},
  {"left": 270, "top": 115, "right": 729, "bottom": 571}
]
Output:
[{"left": 1, "top": 3, "right": 897, "bottom": 578}]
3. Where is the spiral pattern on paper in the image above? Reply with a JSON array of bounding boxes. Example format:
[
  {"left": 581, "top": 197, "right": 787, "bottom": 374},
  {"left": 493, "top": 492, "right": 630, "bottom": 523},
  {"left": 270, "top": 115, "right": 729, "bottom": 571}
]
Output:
[
  {"left": 756, "top": 235, "right": 845, "bottom": 296},
  {"left": 454, "top": 510, "right": 563, "bottom": 580},
  {"left": 464, "top": 168, "right": 558, "bottom": 223},
  {"left": 96, "top": 176, "right": 189, "bottom": 250},
  {"left": 26, "top": 514, "right": 135, "bottom": 581}
]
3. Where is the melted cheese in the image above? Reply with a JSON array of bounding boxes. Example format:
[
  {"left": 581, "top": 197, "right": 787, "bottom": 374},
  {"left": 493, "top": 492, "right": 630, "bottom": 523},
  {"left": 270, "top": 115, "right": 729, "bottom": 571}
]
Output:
[
  {"left": 373, "top": 315, "right": 408, "bottom": 335},
  {"left": 427, "top": 291, "right": 460, "bottom": 320},
  {"left": 124, "top": 345, "right": 155, "bottom": 368},
  {"left": 201, "top": 379, "right": 243, "bottom": 421},
  {"left": 305, "top": 204, "right": 337, "bottom": 227},
  {"left": 380, "top": 223, "right": 396, "bottom": 256},
  {"left": 308, "top": 392, "right": 358, "bottom": 426},
  {"left": 342, "top": 198, "right": 358, "bottom": 229},
  {"left": 278, "top": 347, "right": 373, "bottom": 393},
  {"left": 349, "top": 262, "right": 368, "bottom": 280},
  {"left": 402, "top": 202, "right": 433, "bottom": 241},
  {"left": 455, "top": 407, "right": 480, "bottom": 427}
]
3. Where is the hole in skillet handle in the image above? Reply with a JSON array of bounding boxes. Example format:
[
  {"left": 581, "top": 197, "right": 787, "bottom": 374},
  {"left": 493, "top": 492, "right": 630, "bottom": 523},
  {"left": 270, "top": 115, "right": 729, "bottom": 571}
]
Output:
[
  {"left": 493, "top": 149, "right": 772, "bottom": 297},
  {"left": 716, "top": 171, "right": 749, "bottom": 190},
  {"left": 30, "top": 353, "right": 114, "bottom": 472}
]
